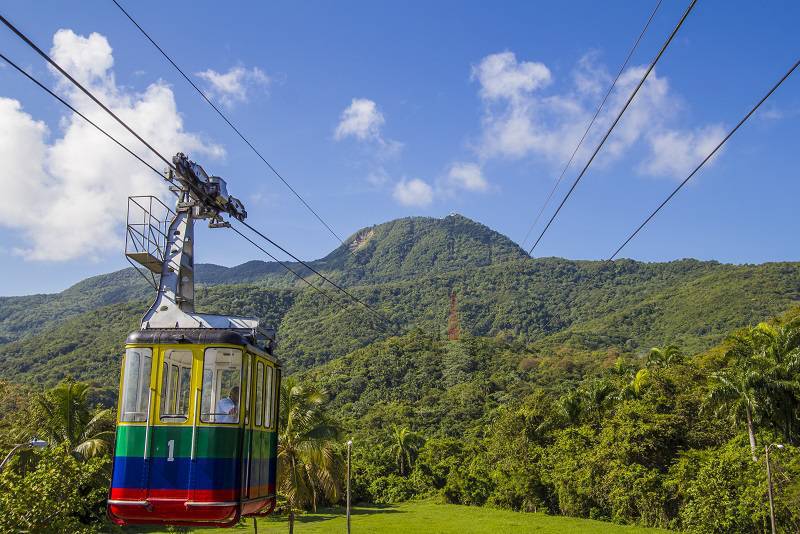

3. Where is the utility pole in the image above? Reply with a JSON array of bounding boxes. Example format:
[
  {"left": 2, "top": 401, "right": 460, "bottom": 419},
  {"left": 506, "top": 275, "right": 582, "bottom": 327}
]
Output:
[
  {"left": 765, "top": 443, "right": 784, "bottom": 534},
  {"left": 346, "top": 439, "right": 353, "bottom": 534}
]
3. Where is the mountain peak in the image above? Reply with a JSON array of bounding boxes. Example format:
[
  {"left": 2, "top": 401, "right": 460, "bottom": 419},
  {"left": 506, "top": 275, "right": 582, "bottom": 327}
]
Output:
[{"left": 318, "top": 214, "right": 529, "bottom": 284}]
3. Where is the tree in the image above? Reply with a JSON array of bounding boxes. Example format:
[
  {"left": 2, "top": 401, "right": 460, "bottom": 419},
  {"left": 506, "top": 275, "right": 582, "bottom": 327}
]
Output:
[
  {"left": 558, "top": 390, "right": 583, "bottom": 426},
  {"left": 745, "top": 320, "right": 800, "bottom": 444},
  {"left": 706, "top": 367, "right": 763, "bottom": 461},
  {"left": 646, "top": 345, "right": 683, "bottom": 368},
  {"left": 27, "top": 380, "right": 115, "bottom": 459},
  {"left": 706, "top": 320, "right": 800, "bottom": 460},
  {"left": 620, "top": 368, "right": 650, "bottom": 400},
  {"left": 390, "top": 425, "right": 423, "bottom": 476},
  {"left": 277, "top": 377, "right": 342, "bottom": 534},
  {"left": 581, "top": 380, "right": 616, "bottom": 423}
]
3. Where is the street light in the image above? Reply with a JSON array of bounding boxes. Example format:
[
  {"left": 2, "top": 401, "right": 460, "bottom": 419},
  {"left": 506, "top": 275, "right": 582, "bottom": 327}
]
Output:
[
  {"left": 346, "top": 439, "right": 353, "bottom": 534},
  {"left": 0, "top": 438, "right": 48, "bottom": 472},
  {"left": 765, "top": 443, "right": 784, "bottom": 534}
]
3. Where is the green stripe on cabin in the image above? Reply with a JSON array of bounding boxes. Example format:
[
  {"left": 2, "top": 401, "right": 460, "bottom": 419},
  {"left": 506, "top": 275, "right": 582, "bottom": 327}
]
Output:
[{"left": 115, "top": 424, "right": 277, "bottom": 459}]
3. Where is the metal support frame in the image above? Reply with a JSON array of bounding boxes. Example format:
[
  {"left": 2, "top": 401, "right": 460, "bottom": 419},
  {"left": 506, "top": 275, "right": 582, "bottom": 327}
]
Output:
[
  {"left": 125, "top": 195, "right": 174, "bottom": 290},
  {"left": 127, "top": 153, "right": 266, "bottom": 336}
]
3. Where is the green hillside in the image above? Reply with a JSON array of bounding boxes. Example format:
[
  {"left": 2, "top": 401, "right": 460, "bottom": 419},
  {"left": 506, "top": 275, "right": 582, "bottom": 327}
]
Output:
[{"left": 0, "top": 214, "right": 798, "bottom": 387}]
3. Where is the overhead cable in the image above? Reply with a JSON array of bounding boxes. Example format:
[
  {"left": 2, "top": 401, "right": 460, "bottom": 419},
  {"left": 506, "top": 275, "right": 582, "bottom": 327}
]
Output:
[
  {"left": 110, "top": 0, "right": 348, "bottom": 248},
  {"left": 608, "top": 56, "right": 800, "bottom": 260},
  {"left": 521, "top": 0, "right": 664, "bottom": 248},
  {"left": 528, "top": 0, "right": 698, "bottom": 255},
  {"left": 237, "top": 220, "right": 392, "bottom": 328},
  {"left": 0, "top": 51, "right": 165, "bottom": 180},
  {"left": 0, "top": 15, "right": 391, "bottom": 333},
  {"left": 228, "top": 226, "right": 349, "bottom": 308},
  {"left": 0, "top": 13, "right": 175, "bottom": 172}
]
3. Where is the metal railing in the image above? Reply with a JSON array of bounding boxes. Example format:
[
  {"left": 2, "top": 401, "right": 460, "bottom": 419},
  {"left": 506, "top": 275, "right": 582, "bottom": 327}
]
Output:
[{"left": 125, "top": 195, "right": 174, "bottom": 289}]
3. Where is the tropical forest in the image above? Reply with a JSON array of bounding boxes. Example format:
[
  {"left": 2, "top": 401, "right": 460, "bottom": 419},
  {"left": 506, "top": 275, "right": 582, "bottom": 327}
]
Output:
[
  {"left": 1, "top": 215, "right": 799, "bottom": 532},
  {"left": 0, "top": 0, "right": 798, "bottom": 533}
]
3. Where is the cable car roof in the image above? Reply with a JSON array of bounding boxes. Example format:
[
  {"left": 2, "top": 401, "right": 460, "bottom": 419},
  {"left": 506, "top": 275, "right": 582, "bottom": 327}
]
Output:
[{"left": 126, "top": 328, "right": 279, "bottom": 363}]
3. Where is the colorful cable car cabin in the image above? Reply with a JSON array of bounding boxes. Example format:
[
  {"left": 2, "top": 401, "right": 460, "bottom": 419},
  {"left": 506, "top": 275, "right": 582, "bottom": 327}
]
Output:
[{"left": 108, "top": 154, "right": 281, "bottom": 527}]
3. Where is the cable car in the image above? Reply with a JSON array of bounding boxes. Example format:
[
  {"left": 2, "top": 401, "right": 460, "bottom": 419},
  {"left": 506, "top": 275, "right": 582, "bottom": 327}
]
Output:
[{"left": 108, "top": 154, "right": 281, "bottom": 527}]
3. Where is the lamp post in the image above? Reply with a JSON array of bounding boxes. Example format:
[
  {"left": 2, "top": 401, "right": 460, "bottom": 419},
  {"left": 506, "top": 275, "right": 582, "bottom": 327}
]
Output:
[
  {"left": 765, "top": 443, "right": 784, "bottom": 534},
  {"left": 346, "top": 439, "right": 353, "bottom": 534},
  {"left": 0, "top": 438, "right": 48, "bottom": 472}
]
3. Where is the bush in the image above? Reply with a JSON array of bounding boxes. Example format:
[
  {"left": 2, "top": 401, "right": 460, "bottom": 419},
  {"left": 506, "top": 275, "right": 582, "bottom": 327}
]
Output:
[
  {"left": 669, "top": 437, "right": 768, "bottom": 533},
  {"left": 0, "top": 444, "right": 110, "bottom": 533},
  {"left": 368, "top": 474, "right": 418, "bottom": 503}
]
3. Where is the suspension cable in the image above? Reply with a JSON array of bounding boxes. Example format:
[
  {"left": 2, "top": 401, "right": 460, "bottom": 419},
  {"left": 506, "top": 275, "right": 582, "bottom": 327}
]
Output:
[
  {"left": 521, "top": 0, "right": 664, "bottom": 248},
  {"left": 0, "top": 51, "right": 165, "bottom": 180},
  {"left": 228, "top": 226, "right": 345, "bottom": 307},
  {"left": 528, "top": 0, "right": 698, "bottom": 255},
  {"left": 0, "top": 18, "right": 392, "bottom": 333},
  {"left": 608, "top": 57, "right": 800, "bottom": 260},
  {"left": 237, "top": 220, "right": 392, "bottom": 327},
  {"left": 109, "top": 0, "right": 348, "bottom": 248},
  {"left": 0, "top": 13, "right": 176, "bottom": 172}
]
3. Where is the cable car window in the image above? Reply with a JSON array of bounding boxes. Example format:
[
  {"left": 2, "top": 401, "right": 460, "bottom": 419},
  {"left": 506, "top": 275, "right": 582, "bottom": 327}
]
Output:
[
  {"left": 159, "top": 362, "right": 168, "bottom": 417},
  {"left": 179, "top": 366, "right": 191, "bottom": 414},
  {"left": 201, "top": 348, "right": 243, "bottom": 424},
  {"left": 254, "top": 362, "right": 264, "bottom": 427},
  {"left": 160, "top": 350, "right": 193, "bottom": 422},
  {"left": 120, "top": 348, "right": 152, "bottom": 422},
  {"left": 264, "top": 365, "right": 274, "bottom": 428},
  {"left": 243, "top": 353, "right": 251, "bottom": 425},
  {"left": 274, "top": 369, "right": 281, "bottom": 426}
]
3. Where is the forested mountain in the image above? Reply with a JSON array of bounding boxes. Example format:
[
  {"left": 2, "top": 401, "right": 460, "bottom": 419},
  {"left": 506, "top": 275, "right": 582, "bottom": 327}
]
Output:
[
  {"left": 0, "top": 214, "right": 522, "bottom": 344},
  {"left": 0, "top": 214, "right": 798, "bottom": 391}
]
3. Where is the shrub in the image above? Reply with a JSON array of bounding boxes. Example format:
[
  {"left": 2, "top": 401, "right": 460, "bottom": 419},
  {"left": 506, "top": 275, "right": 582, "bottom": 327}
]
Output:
[{"left": 0, "top": 444, "right": 110, "bottom": 533}]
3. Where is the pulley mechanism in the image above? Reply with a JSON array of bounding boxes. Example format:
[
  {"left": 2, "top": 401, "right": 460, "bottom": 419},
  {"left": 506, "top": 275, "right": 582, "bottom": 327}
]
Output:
[{"left": 125, "top": 153, "right": 271, "bottom": 347}]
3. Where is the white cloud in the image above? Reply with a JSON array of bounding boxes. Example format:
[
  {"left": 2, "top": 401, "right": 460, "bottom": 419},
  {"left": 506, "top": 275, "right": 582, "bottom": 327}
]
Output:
[
  {"left": 0, "top": 29, "right": 223, "bottom": 261},
  {"left": 50, "top": 30, "right": 114, "bottom": 89},
  {"left": 472, "top": 51, "right": 724, "bottom": 179},
  {"left": 393, "top": 178, "right": 434, "bottom": 207},
  {"left": 446, "top": 162, "right": 488, "bottom": 192},
  {"left": 471, "top": 51, "right": 551, "bottom": 101},
  {"left": 641, "top": 125, "right": 726, "bottom": 177},
  {"left": 196, "top": 65, "right": 270, "bottom": 108},
  {"left": 335, "top": 98, "right": 385, "bottom": 141}
]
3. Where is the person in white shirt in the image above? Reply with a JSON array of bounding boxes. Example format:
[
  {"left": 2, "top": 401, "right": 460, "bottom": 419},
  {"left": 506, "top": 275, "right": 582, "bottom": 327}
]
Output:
[{"left": 216, "top": 386, "right": 239, "bottom": 423}]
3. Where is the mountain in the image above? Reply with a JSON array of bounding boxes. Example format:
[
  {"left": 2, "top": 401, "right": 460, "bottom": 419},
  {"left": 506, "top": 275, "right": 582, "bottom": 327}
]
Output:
[
  {"left": 0, "top": 214, "right": 798, "bottom": 390},
  {"left": 0, "top": 214, "right": 522, "bottom": 344}
]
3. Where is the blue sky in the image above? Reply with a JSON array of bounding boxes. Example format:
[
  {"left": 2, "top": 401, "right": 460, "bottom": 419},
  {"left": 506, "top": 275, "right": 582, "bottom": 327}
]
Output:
[{"left": 0, "top": 0, "right": 798, "bottom": 296}]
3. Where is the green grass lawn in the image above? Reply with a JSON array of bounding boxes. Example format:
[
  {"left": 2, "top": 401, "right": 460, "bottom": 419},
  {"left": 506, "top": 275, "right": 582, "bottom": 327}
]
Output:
[{"left": 142, "top": 500, "right": 671, "bottom": 534}]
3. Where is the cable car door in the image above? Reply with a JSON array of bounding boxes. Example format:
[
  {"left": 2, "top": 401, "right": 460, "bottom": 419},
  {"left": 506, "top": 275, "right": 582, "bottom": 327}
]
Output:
[
  {"left": 248, "top": 359, "right": 266, "bottom": 497},
  {"left": 240, "top": 353, "right": 253, "bottom": 500},
  {"left": 146, "top": 347, "right": 195, "bottom": 501}
]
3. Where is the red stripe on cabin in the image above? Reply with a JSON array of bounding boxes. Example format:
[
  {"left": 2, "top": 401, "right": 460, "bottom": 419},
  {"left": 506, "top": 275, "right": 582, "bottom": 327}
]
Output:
[{"left": 109, "top": 487, "right": 238, "bottom": 501}]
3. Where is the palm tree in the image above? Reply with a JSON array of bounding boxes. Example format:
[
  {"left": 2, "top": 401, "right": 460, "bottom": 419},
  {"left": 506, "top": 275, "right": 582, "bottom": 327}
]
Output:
[
  {"left": 706, "top": 367, "right": 763, "bottom": 461},
  {"left": 582, "top": 380, "right": 616, "bottom": 423},
  {"left": 558, "top": 390, "right": 583, "bottom": 426},
  {"left": 30, "top": 380, "right": 115, "bottom": 459},
  {"left": 277, "top": 377, "right": 342, "bottom": 534},
  {"left": 620, "top": 368, "right": 651, "bottom": 400},
  {"left": 704, "top": 319, "right": 800, "bottom": 460},
  {"left": 389, "top": 425, "right": 423, "bottom": 476},
  {"left": 646, "top": 345, "right": 683, "bottom": 368},
  {"left": 740, "top": 320, "right": 800, "bottom": 444}
]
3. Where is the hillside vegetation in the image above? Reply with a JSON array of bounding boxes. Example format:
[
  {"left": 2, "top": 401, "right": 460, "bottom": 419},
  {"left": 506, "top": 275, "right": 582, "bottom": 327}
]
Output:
[
  {"left": 0, "top": 214, "right": 798, "bottom": 386},
  {"left": 1, "top": 214, "right": 799, "bottom": 532}
]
